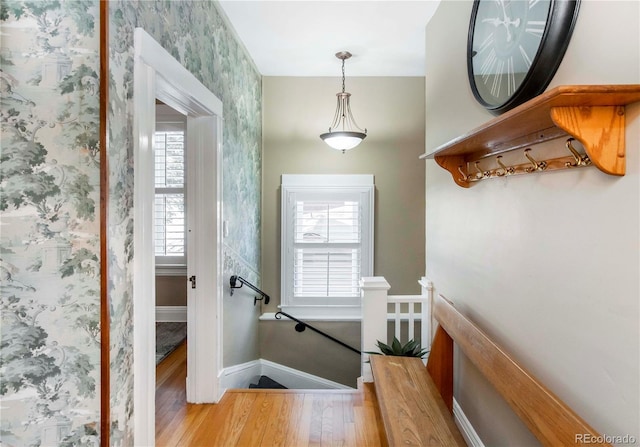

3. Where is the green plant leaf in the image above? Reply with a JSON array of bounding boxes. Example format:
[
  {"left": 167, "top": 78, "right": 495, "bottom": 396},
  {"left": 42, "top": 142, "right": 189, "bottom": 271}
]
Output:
[{"left": 370, "top": 337, "right": 430, "bottom": 358}]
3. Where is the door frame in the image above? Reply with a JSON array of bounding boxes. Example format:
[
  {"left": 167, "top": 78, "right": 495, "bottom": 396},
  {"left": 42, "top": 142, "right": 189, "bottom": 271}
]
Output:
[{"left": 133, "top": 27, "right": 224, "bottom": 446}]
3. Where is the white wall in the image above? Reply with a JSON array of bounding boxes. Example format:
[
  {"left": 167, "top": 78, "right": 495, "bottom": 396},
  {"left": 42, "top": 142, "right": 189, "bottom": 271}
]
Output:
[{"left": 425, "top": 1, "right": 639, "bottom": 445}]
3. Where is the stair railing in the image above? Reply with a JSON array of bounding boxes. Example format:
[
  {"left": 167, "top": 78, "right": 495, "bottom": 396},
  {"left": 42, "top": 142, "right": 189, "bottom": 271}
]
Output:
[
  {"left": 360, "top": 276, "right": 432, "bottom": 382},
  {"left": 274, "top": 311, "right": 361, "bottom": 355},
  {"left": 229, "top": 275, "right": 270, "bottom": 306}
]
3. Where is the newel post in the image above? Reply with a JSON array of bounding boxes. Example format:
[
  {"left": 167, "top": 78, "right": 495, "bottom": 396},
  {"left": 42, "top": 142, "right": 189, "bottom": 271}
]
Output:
[{"left": 360, "top": 276, "right": 390, "bottom": 382}]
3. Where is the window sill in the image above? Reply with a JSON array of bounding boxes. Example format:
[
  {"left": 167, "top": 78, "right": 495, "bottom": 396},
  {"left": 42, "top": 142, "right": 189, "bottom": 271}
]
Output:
[
  {"left": 259, "top": 312, "right": 425, "bottom": 322},
  {"left": 259, "top": 312, "right": 361, "bottom": 322},
  {"left": 260, "top": 305, "right": 361, "bottom": 321},
  {"left": 155, "top": 265, "right": 187, "bottom": 276}
]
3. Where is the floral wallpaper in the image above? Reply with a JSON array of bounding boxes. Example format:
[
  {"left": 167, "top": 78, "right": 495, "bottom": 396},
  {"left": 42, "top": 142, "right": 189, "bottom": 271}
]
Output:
[
  {"left": 108, "top": 0, "right": 262, "bottom": 444},
  {"left": 1, "top": 0, "right": 261, "bottom": 445},
  {"left": 0, "top": 1, "right": 101, "bottom": 446}
]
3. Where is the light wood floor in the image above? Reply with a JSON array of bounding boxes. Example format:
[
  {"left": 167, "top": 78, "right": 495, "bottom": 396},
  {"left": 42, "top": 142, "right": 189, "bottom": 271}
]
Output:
[{"left": 156, "top": 341, "right": 387, "bottom": 446}]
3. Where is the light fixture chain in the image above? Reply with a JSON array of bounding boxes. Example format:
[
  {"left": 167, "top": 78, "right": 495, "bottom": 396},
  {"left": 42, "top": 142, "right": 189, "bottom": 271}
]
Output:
[{"left": 341, "top": 58, "right": 346, "bottom": 93}]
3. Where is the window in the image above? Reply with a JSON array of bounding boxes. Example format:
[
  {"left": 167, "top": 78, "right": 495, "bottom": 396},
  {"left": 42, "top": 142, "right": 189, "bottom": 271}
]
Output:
[
  {"left": 281, "top": 175, "right": 374, "bottom": 318},
  {"left": 154, "top": 112, "right": 187, "bottom": 273}
]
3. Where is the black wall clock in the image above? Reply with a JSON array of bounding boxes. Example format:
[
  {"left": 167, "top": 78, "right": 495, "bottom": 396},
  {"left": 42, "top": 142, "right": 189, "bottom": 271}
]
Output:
[{"left": 467, "top": 0, "right": 580, "bottom": 115}]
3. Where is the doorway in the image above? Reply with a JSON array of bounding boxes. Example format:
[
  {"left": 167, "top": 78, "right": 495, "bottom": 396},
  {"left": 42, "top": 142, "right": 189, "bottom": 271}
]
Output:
[
  {"left": 133, "top": 28, "right": 224, "bottom": 446},
  {"left": 154, "top": 101, "right": 188, "bottom": 377}
]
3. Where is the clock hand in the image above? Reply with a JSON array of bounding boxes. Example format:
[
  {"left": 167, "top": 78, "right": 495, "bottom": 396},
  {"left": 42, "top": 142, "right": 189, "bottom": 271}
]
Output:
[
  {"left": 506, "top": 17, "right": 521, "bottom": 28},
  {"left": 498, "top": 0, "right": 509, "bottom": 21},
  {"left": 482, "top": 17, "right": 504, "bottom": 27},
  {"left": 483, "top": 15, "right": 515, "bottom": 41},
  {"left": 497, "top": 0, "right": 515, "bottom": 42}
]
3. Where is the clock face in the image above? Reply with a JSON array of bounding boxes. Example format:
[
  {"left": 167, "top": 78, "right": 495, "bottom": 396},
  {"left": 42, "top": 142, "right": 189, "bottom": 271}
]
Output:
[{"left": 467, "top": 0, "right": 581, "bottom": 114}]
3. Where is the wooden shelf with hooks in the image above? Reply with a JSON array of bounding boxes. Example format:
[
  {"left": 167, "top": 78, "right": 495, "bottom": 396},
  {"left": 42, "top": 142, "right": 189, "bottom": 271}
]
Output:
[{"left": 420, "top": 85, "right": 640, "bottom": 187}]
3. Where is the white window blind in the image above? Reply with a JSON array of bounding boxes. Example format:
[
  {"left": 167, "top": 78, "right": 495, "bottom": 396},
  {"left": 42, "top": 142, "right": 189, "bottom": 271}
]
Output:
[
  {"left": 154, "top": 122, "right": 186, "bottom": 265},
  {"left": 294, "top": 200, "right": 361, "bottom": 298},
  {"left": 281, "top": 175, "right": 374, "bottom": 318}
]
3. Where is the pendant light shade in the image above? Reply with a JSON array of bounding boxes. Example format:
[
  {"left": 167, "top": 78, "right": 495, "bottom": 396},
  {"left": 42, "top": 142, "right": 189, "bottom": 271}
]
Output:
[
  {"left": 320, "top": 52, "right": 367, "bottom": 153},
  {"left": 320, "top": 130, "right": 367, "bottom": 151}
]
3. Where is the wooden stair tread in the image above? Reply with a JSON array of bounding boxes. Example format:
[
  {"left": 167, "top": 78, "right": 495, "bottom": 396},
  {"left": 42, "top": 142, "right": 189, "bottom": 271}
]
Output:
[{"left": 370, "top": 356, "right": 466, "bottom": 446}]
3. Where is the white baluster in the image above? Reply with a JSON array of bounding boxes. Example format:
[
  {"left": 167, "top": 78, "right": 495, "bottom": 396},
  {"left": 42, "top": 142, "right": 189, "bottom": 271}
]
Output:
[
  {"left": 408, "top": 302, "right": 415, "bottom": 341},
  {"left": 394, "top": 301, "right": 401, "bottom": 341}
]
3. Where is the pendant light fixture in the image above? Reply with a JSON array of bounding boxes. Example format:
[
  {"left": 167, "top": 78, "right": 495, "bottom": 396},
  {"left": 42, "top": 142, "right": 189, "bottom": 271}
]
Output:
[{"left": 320, "top": 51, "right": 367, "bottom": 153}]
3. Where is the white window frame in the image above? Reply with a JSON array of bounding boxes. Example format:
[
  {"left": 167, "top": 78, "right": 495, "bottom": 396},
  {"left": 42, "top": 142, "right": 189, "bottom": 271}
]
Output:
[
  {"left": 155, "top": 105, "right": 187, "bottom": 275},
  {"left": 280, "top": 174, "right": 374, "bottom": 319}
]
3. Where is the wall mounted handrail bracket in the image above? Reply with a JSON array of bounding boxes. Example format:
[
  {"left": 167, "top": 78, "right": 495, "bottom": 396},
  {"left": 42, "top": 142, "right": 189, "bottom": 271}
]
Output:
[
  {"left": 275, "top": 311, "right": 361, "bottom": 355},
  {"left": 229, "top": 275, "right": 270, "bottom": 305}
]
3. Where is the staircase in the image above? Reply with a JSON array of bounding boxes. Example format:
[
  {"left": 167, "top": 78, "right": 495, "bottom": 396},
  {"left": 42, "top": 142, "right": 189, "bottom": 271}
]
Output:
[{"left": 248, "top": 375, "right": 287, "bottom": 389}]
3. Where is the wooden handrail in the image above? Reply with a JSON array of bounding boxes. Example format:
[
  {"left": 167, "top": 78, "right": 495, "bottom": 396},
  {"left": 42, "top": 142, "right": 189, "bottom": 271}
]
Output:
[{"left": 428, "top": 294, "right": 610, "bottom": 447}]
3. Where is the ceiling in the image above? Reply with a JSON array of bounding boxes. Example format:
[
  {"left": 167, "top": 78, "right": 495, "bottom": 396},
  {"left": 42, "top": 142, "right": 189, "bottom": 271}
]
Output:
[{"left": 217, "top": 1, "right": 441, "bottom": 77}]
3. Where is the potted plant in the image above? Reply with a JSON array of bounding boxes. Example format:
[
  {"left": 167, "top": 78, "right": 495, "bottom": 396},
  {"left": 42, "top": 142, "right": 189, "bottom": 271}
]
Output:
[{"left": 366, "top": 337, "right": 429, "bottom": 358}]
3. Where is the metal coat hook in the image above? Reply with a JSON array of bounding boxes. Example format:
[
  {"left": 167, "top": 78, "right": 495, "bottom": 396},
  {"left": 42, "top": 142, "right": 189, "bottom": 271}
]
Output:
[
  {"left": 474, "top": 161, "right": 489, "bottom": 179},
  {"left": 524, "top": 148, "right": 547, "bottom": 172},
  {"left": 496, "top": 156, "right": 514, "bottom": 176},
  {"left": 564, "top": 138, "right": 591, "bottom": 167},
  {"left": 457, "top": 165, "right": 469, "bottom": 182}
]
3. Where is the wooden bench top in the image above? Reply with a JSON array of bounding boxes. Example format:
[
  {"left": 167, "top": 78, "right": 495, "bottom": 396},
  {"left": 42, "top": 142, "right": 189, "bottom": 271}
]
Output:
[
  {"left": 369, "top": 295, "right": 611, "bottom": 446},
  {"left": 370, "top": 355, "right": 466, "bottom": 446}
]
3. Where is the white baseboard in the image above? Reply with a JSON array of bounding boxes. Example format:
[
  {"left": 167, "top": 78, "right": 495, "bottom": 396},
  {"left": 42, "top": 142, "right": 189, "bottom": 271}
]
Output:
[
  {"left": 219, "top": 359, "right": 354, "bottom": 391},
  {"left": 453, "top": 398, "right": 484, "bottom": 447},
  {"left": 219, "top": 359, "right": 262, "bottom": 389},
  {"left": 155, "top": 306, "right": 187, "bottom": 322},
  {"left": 260, "top": 359, "right": 353, "bottom": 390}
]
